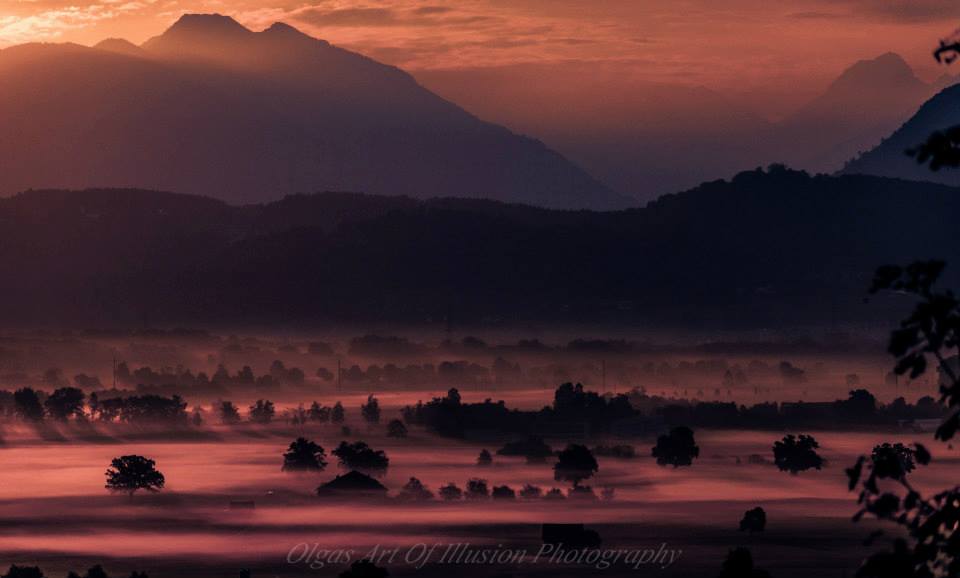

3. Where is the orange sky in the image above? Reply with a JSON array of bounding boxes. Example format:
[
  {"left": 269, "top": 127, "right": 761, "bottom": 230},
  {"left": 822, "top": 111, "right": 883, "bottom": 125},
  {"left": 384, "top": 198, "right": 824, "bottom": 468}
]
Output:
[{"left": 1, "top": 0, "right": 959, "bottom": 117}]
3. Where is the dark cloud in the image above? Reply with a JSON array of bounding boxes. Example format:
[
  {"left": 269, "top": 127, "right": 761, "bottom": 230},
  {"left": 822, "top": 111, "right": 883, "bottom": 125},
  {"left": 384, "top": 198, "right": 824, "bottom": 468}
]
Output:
[
  {"left": 413, "top": 6, "right": 453, "bottom": 16},
  {"left": 297, "top": 7, "right": 397, "bottom": 27}
]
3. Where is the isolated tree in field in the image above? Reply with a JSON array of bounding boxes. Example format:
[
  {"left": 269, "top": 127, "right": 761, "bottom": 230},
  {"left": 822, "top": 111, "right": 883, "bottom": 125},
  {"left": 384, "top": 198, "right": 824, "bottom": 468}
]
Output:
[
  {"left": 476, "top": 448, "right": 493, "bottom": 466},
  {"left": 361, "top": 394, "right": 381, "bottom": 424},
  {"left": 44, "top": 387, "right": 85, "bottom": 421},
  {"left": 717, "top": 548, "right": 771, "bottom": 578},
  {"left": 772, "top": 434, "right": 823, "bottom": 474},
  {"left": 331, "top": 401, "right": 345, "bottom": 423},
  {"left": 249, "top": 399, "right": 275, "bottom": 424},
  {"left": 739, "top": 507, "right": 767, "bottom": 533},
  {"left": 520, "top": 484, "right": 543, "bottom": 499},
  {"left": 2, "top": 566, "right": 46, "bottom": 578},
  {"left": 218, "top": 401, "right": 241, "bottom": 425},
  {"left": 465, "top": 478, "right": 490, "bottom": 500},
  {"left": 282, "top": 437, "right": 327, "bottom": 471},
  {"left": 13, "top": 388, "right": 44, "bottom": 422},
  {"left": 339, "top": 559, "right": 389, "bottom": 578},
  {"left": 651, "top": 426, "right": 700, "bottom": 467},
  {"left": 438, "top": 482, "right": 463, "bottom": 501},
  {"left": 396, "top": 477, "right": 433, "bottom": 501},
  {"left": 386, "top": 418, "right": 407, "bottom": 438},
  {"left": 553, "top": 444, "right": 598, "bottom": 487},
  {"left": 492, "top": 485, "right": 516, "bottom": 500},
  {"left": 105, "top": 455, "right": 165, "bottom": 495},
  {"left": 332, "top": 441, "right": 389, "bottom": 474}
]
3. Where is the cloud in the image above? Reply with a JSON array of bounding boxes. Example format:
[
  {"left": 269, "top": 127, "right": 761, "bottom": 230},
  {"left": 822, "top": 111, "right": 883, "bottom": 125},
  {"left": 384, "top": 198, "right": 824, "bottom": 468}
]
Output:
[{"left": 297, "top": 7, "right": 397, "bottom": 27}]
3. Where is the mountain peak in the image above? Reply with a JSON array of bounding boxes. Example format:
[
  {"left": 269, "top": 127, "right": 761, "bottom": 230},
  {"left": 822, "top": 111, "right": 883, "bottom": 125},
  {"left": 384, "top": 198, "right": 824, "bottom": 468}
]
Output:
[
  {"left": 831, "top": 52, "right": 919, "bottom": 90},
  {"left": 163, "top": 13, "right": 252, "bottom": 39}
]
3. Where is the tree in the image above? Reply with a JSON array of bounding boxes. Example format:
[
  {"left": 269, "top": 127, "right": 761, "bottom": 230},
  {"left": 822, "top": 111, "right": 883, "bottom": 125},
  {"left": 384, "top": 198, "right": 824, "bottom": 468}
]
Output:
[
  {"left": 309, "top": 401, "right": 330, "bottom": 422},
  {"left": 105, "top": 455, "right": 165, "bottom": 495},
  {"left": 332, "top": 441, "right": 389, "bottom": 474},
  {"left": 772, "top": 434, "right": 823, "bottom": 474},
  {"left": 282, "top": 437, "right": 327, "bottom": 471},
  {"left": 339, "top": 559, "right": 388, "bottom": 578},
  {"left": 520, "top": 484, "right": 543, "bottom": 499},
  {"left": 219, "top": 401, "right": 241, "bottom": 425},
  {"left": 651, "top": 426, "right": 699, "bottom": 467},
  {"left": 439, "top": 482, "right": 463, "bottom": 501},
  {"left": 13, "top": 388, "right": 44, "bottom": 422},
  {"left": 386, "top": 419, "right": 407, "bottom": 438},
  {"left": 331, "top": 401, "right": 345, "bottom": 423},
  {"left": 249, "top": 399, "right": 275, "bottom": 424},
  {"left": 465, "top": 478, "right": 489, "bottom": 500},
  {"left": 66, "top": 565, "right": 109, "bottom": 578},
  {"left": 492, "top": 485, "right": 516, "bottom": 500},
  {"left": 739, "top": 507, "right": 767, "bottom": 533},
  {"left": 476, "top": 449, "right": 493, "bottom": 466},
  {"left": 44, "top": 387, "right": 85, "bottom": 421},
  {"left": 397, "top": 477, "right": 433, "bottom": 501},
  {"left": 361, "top": 395, "right": 381, "bottom": 424},
  {"left": 553, "top": 444, "right": 598, "bottom": 487},
  {"left": 718, "top": 548, "right": 771, "bottom": 578},
  {"left": 2, "top": 566, "right": 45, "bottom": 578}
]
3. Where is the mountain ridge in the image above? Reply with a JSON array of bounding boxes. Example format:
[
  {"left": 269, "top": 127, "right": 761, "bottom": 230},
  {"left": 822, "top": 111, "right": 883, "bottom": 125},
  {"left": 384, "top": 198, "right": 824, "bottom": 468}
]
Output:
[{"left": 0, "top": 14, "right": 629, "bottom": 210}]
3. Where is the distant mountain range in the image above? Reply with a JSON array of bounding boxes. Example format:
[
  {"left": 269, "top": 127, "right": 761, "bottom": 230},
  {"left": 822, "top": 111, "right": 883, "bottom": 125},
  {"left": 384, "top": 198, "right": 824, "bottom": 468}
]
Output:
[
  {"left": 419, "top": 53, "right": 954, "bottom": 201},
  {"left": 0, "top": 14, "right": 628, "bottom": 210},
  {"left": 3, "top": 168, "right": 958, "bottom": 329}
]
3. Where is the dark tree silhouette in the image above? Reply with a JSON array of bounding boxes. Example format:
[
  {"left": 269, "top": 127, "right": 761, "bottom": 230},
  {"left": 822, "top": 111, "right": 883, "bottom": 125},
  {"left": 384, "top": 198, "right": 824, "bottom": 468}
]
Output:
[
  {"left": 553, "top": 444, "right": 598, "bottom": 487},
  {"left": 332, "top": 401, "right": 345, "bottom": 423},
  {"left": 361, "top": 395, "right": 381, "bottom": 424},
  {"left": 309, "top": 402, "right": 331, "bottom": 422},
  {"left": 386, "top": 419, "right": 407, "bottom": 438},
  {"left": 543, "top": 488, "right": 566, "bottom": 500},
  {"left": 66, "top": 565, "right": 110, "bottom": 578},
  {"left": 491, "top": 485, "right": 516, "bottom": 500},
  {"left": 105, "top": 455, "right": 165, "bottom": 495},
  {"left": 773, "top": 434, "right": 824, "bottom": 474},
  {"left": 219, "top": 401, "right": 241, "bottom": 425},
  {"left": 1, "top": 566, "right": 45, "bottom": 578},
  {"left": 739, "top": 507, "right": 767, "bottom": 533},
  {"left": 332, "top": 441, "right": 389, "bottom": 474},
  {"left": 249, "top": 399, "right": 275, "bottom": 424},
  {"left": 718, "top": 548, "right": 771, "bottom": 578},
  {"left": 439, "top": 482, "right": 463, "bottom": 501},
  {"left": 339, "top": 559, "right": 389, "bottom": 578},
  {"left": 651, "top": 426, "right": 700, "bottom": 467},
  {"left": 13, "top": 388, "right": 44, "bottom": 422},
  {"left": 465, "top": 478, "right": 490, "bottom": 500},
  {"left": 282, "top": 437, "right": 327, "bottom": 471},
  {"left": 396, "top": 477, "right": 433, "bottom": 501},
  {"left": 476, "top": 448, "right": 493, "bottom": 466},
  {"left": 520, "top": 484, "right": 543, "bottom": 499},
  {"left": 497, "top": 435, "right": 553, "bottom": 462},
  {"left": 847, "top": 261, "right": 960, "bottom": 576},
  {"left": 44, "top": 387, "right": 85, "bottom": 421}
]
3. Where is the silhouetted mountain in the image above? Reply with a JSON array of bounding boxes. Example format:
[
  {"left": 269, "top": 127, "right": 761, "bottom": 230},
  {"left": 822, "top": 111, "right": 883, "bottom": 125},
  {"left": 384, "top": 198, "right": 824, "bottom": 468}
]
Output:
[
  {"left": 842, "top": 82, "right": 960, "bottom": 185},
  {"left": 0, "top": 14, "right": 626, "bottom": 210},
  {"left": 2, "top": 167, "right": 958, "bottom": 329},
  {"left": 774, "top": 53, "right": 937, "bottom": 173}
]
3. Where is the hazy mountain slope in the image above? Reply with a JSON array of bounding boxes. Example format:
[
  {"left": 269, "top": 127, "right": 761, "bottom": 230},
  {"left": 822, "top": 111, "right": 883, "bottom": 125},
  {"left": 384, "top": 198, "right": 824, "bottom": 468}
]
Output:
[
  {"left": 775, "top": 53, "right": 937, "bottom": 173},
  {"left": 417, "top": 64, "right": 775, "bottom": 202},
  {"left": 841, "top": 82, "right": 960, "bottom": 185},
  {"left": 1, "top": 168, "right": 957, "bottom": 328},
  {"left": 0, "top": 14, "right": 627, "bottom": 210}
]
